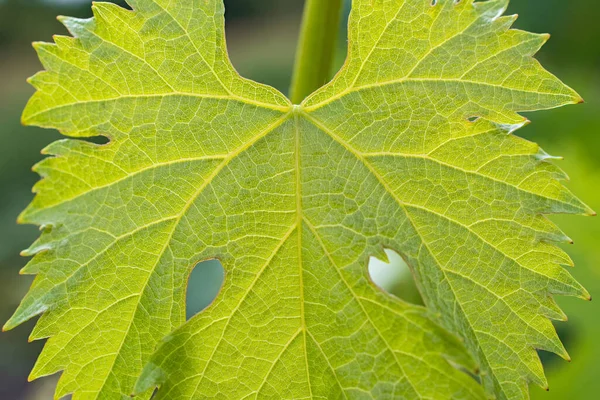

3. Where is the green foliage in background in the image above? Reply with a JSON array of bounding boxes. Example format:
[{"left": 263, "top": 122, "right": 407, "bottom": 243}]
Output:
[{"left": 3, "top": 0, "right": 593, "bottom": 399}]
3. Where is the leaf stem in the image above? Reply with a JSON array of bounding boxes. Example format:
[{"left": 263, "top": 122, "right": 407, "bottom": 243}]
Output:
[{"left": 289, "top": 0, "right": 344, "bottom": 104}]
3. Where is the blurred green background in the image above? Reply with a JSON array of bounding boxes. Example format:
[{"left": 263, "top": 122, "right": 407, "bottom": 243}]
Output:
[{"left": 0, "top": 0, "right": 597, "bottom": 398}]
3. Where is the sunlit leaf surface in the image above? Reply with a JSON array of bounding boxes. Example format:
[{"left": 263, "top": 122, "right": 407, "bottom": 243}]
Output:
[{"left": 5, "top": 1, "right": 591, "bottom": 399}]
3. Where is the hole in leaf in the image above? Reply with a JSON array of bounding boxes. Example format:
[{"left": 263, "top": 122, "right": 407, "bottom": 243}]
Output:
[
  {"left": 368, "top": 249, "right": 423, "bottom": 305},
  {"left": 77, "top": 135, "right": 109, "bottom": 145},
  {"left": 185, "top": 259, "right": 225, "bottom": 320}
]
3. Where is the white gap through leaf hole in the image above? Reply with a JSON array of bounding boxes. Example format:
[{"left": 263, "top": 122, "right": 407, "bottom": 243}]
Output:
[
  {"left": 186, "top": 259, "right": 225, "bottom": 320},
  {"left": 368, "top": 249, "right": 423, "bottom": 305}
]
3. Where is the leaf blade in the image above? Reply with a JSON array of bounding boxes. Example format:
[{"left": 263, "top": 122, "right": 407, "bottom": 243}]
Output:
[{"left": 7, "top": 1, "right": 590, "bottom": 399}]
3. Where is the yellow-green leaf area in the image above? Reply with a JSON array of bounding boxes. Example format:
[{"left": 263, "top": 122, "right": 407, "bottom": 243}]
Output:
[{"left": 6, "top": 1, "right": 592, "bottom": 399}]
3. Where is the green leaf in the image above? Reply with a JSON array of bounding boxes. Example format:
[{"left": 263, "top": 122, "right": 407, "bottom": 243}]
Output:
[{"left": 5, "top": 0, "right": 592, "bottom": 399}]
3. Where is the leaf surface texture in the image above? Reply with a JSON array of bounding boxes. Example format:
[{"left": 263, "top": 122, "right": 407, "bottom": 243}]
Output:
[{"left": 6, "top": 1, "right": 591, "bottom": 399}]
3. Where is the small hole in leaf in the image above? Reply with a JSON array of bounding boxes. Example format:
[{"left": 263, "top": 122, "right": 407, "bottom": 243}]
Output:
[
  {"left": 186, "top": 259, "right": 225, "bottom": 320},
  {"left": 78, "top": 135, "right": 109, "bottom": 145},
  {"left": 467, "top": 116, "right": 479, "bottom": 123},
  {"left": 368, "top": 249, "right": 423, "bottom": 305}
]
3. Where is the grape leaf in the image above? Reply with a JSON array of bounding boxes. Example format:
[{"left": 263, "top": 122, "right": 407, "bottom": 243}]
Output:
[{"left": 5, "top": 0, "right": 592, "bottom": 399}]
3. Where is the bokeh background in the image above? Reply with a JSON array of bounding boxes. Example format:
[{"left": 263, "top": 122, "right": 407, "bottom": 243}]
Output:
[{"left": 0, "top": 0, "right": 598, "bottom": 398}]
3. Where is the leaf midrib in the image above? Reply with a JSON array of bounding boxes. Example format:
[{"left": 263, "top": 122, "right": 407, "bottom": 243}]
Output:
[
  {"left": 24, "top": 92, "right": 289, "bottom": 124},
  {"left": 304, "top": 77, "right": 575, "bottom": 112}
]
